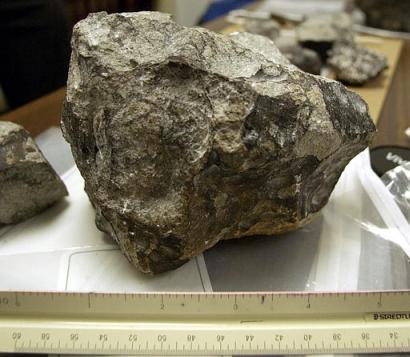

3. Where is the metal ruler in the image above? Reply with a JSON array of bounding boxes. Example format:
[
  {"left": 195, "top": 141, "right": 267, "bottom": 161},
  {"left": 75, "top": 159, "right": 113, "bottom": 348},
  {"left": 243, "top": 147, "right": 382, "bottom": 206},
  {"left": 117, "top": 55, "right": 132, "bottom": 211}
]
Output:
[{"left": 1, "top": 290, "right": 410, "bottom": 355}]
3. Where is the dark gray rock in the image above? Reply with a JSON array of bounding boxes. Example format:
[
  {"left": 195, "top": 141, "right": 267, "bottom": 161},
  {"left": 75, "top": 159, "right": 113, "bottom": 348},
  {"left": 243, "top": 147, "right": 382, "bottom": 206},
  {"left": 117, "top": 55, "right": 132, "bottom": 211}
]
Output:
[
  {"left": 296, "top": 13, "right": 354, "bottom": 60},
  {"left": 62, "top": 11, "right": 376, "bottom": 274},
  {"left": 356, "top": 0, "right": 410, "bottom": 33},
  {"left": 0, "top": 121, "right": 68, "bottom": 224},
  {"left": 278, "top": 44, "right": 322, "bottom": 75},
  {"left": 328, "top": 41, "right": 388, "bottom": 85}
]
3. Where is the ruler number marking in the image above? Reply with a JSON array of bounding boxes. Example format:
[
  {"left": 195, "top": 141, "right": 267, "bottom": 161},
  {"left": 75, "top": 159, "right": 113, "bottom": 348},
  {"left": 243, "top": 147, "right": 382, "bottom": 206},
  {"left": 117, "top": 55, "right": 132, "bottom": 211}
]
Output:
[
  {"left": 245, "top": 335, "right": 254, "bottom": 342},
  {"left": 41, "top": 333, "right": 50, "bottom": 341},
  {"left": 304, "top": 334, "right": 312, "bottom": 341},
  {"left": 216, "top": 335, "right": 225, "bottom": 342},
  {"left": 129, "top": 334, "right": 138, "bottom": 342},
  {"left": 157, "top": 334, "right": 167, "bottom": 342},
  {"left": 275, "top": 334, "right": 284, "bottom": 342},
  {"left": 99, "top": 334, "right": 108, "bottom": 342},
  {"left": 361, "top": 332, "right": 370, "bottom": 341},
  {"left": 12, "top": 332, "right": 22, "bottom": 340},
  {"left": 389, "top": 332, "right": 399, "bottom": 340}
]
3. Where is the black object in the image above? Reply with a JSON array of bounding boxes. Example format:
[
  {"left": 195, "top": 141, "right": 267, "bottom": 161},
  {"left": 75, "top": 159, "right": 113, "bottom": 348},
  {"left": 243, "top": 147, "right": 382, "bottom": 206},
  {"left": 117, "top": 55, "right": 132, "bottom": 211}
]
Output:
[
  {"left": 0, "top": 0, "right": 70, "bottom": 109},
  {"left": 370, "top": 145, "right": 410, "bottom": 176}
]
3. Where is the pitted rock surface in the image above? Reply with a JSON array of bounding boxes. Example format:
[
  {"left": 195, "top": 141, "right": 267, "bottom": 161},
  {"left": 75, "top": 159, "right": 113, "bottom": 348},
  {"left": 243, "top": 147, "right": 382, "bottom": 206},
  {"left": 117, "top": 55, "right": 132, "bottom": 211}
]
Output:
[
  {"left": 0, "top": 122, "right": 68, "bottom": 224},
  {"left": 62, "top": 12, "right": 376, "bottom": 274}
]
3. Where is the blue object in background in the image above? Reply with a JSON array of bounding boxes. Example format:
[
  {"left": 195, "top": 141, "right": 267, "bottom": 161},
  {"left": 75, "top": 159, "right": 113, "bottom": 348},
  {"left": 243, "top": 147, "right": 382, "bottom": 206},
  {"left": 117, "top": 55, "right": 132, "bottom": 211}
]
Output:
[{"left": 199, "top": 0, "right": 255, "bottom": 24}]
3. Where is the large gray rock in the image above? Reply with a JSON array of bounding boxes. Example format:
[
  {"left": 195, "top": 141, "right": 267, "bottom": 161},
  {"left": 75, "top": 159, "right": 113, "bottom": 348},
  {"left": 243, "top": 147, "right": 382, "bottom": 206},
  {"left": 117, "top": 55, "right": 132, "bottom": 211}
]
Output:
[
  {"left": 0, "top": 122, "right": 68, "bottom": 224},
  {"left": 62, "top": 12, "right": 376, "bottom": 274}
]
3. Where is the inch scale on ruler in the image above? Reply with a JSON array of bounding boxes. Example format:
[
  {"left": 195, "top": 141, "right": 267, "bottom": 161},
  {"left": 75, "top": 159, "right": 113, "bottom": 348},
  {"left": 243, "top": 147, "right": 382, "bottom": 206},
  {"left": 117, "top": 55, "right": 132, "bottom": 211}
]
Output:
[{"left": 0, "top": 290, "right": 410, "bottom": 355}]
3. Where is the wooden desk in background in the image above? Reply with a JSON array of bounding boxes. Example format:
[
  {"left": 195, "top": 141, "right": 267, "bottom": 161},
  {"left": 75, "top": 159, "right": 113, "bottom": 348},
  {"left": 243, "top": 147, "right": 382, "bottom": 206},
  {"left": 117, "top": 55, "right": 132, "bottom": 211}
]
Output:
[
  {"left": 0, "top": 87, "right": 66, "bottom": 137},
  {"left": 375, "top": 40, "right": 410, "bottom": 148},
  {"left": 1, "top": 15, "right": 409, "bottom": 148}
]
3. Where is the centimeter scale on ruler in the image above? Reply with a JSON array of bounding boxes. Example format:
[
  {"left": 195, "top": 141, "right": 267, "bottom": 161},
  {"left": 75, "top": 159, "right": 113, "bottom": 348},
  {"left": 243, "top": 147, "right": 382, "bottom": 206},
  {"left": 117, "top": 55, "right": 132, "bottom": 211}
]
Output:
[{"left": 0, "top": 290, "right": 410, "bottom": 355}]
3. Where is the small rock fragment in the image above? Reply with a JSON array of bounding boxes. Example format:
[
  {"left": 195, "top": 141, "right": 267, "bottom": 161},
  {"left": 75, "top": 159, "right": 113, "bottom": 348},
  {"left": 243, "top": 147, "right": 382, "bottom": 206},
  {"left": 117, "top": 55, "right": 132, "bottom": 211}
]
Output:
[
  {"left": 0, "top": 122, "right": 68, "bottom": 224},
  {"left": 242, "top": 18, "right": 280, "bottom": 40},
  {"left": 62, "top": 12, "right": 376, "bottom": 274},
  {"left": 296, "top": 13, "right": 354, "bottom": 60},
  {"left": 328, "top": 41, "right": 388, "bottom": 85}
]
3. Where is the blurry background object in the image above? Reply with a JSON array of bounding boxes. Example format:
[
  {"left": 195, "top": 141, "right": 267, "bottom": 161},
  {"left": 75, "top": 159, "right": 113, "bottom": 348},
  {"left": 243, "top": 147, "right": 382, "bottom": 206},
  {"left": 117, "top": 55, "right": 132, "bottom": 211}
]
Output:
[
  {"left": 156, "top": 0, "right": 257, "bottom": 27},
  {"left": 199, "top": 0, "right": 254, "bottom": 24},
  {"left": 241, "top": 17, "right": 280, "bottom": 39},
  {"left": 258, "top": 0, "right": 346, "bottom": 16},
  {"left": 295, "top": 13, "right": 353, "bottom": 60},
  {"left": 355, "top": 0, "right": 410, "bottom": 33},
  {"left": 327, "top": 41, "right": 388, "bottom": 85}
]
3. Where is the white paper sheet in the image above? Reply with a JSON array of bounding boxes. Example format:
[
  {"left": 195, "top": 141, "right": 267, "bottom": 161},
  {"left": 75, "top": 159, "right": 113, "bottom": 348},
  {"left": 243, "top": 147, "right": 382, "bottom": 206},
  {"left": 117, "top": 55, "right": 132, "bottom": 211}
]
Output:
[{"left": 0, "top": 167, "right": 211, "bottom": 292}]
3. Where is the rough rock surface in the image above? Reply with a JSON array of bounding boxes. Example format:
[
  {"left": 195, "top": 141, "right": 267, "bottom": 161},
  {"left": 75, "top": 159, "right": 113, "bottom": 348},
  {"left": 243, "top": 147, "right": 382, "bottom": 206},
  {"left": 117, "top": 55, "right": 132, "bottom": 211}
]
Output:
[
  {"left": 229, "top": 32, "right": 292, "bottom": 67},
  {"left": 278, "top": 44, "right": 322, "bottom": 75},
  {"left": 0, "top": 121, "right": 68, "bottom": 224},
  {"left": 296, "top": 13, "right": 353, "bottom": 60},
  {"left": 62, "top": 12, "right": 376, "bottom": 274},
  {"left": 328, "top": 42, "right": 388, "bottom": 85}
]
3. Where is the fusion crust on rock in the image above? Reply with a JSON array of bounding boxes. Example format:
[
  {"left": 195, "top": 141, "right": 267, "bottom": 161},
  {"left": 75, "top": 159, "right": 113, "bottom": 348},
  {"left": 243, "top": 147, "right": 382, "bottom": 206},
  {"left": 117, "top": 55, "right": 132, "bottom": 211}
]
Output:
[{"left": 62, "top": 12, "right": 376, "bottom": 274}]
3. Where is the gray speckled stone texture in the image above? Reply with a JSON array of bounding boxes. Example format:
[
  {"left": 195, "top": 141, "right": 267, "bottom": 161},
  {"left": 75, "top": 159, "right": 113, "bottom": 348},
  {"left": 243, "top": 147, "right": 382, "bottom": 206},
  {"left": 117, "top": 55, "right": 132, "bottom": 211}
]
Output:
[{"left": 0, "top": 121, "right": 68, "bottom": 225}]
